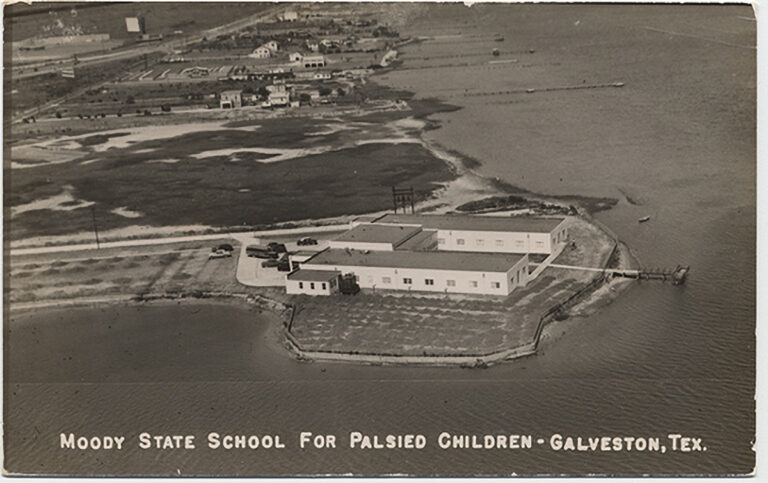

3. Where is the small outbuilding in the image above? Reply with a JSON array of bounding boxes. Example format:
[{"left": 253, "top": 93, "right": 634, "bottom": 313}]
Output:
[{"left": 285, "top": 269, "right": 341, "bottom": 295}]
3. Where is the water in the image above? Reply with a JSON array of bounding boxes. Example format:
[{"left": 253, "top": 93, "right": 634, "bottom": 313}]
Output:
[{"left": 3, "top": 4, "right": 755, "bottom": 476}]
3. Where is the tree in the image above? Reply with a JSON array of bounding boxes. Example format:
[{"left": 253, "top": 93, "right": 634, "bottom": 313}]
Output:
[
  {"left": 336, "top": 87, "right": 346, "bottom": 96},
  {"left": 319, "top": 87, "right": 332, "bottom": 97}
]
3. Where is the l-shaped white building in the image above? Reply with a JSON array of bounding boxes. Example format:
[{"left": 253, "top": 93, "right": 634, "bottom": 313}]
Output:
[{"left": 285, "top": 214, "right": 568, "bottom": 297}]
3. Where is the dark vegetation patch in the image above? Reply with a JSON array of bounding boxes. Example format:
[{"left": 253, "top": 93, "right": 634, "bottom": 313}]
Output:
[
  {"left": 9, "top": 142, "right": 454, "bottom": 240},
  {"left": 77, "top": 132, "right": 131, "bottom": 147},
  {"left": 456, "top": 195, "right": 576, "bottom": 215}
]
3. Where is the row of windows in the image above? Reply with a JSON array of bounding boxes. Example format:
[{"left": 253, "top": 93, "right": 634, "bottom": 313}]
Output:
[
  {"left": 378, "top": 276, "right": 501, "bottom": 289},
  {"left": 438, "top": 238, "right": 546, "bottom": 249},
  {"left": 298, "top": 281, "right": 328, "bottom": 290}
]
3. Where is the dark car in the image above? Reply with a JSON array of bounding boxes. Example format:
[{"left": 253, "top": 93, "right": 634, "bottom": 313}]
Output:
[
  {"left": 267, "top": 242, "right": 287, "bottom": 253},
  {"left": 247, "top": 246, "right": 278, "bottom": 259},
  {"left": 261, "top": 259, "right": 280, "bottom": 268},
  {"left": 297, "top": 237, "right": 318, "bottom": 246}
]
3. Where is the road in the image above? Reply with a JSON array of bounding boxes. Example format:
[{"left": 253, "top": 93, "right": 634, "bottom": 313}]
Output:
[{"left": 9, "top": 224, "right": 351, "bottom": 257}]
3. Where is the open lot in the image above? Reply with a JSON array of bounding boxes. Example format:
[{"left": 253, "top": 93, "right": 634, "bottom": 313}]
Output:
[{"left": 8, "top": 240, "right": 243, "bottom": 305}]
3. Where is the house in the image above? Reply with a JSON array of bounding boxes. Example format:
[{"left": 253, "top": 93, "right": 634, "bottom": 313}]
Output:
[
  {"left": 281, "top": 10, "right": 299, "bottom": 22},
  {"left": 268, "top": 91, "right": 290, "bottom": 107},
  {"left": 249, "top": 46, "right": 271, "bottom": 58},
  {"left": 285, "top": 269, "right": 340, "bottom": 295},
  {"left": 306, "top": 40, "right": 319, "bottom": 52},
  {"left": 266, "top": 83, "right": 287, "bottom": 93},
  {"left": 303, "top": 55, "right": 326, "bottom": 68},
  {"left": 219, "top": 90, "right": 242, "bottom": 109},
  {"left": 289, "top": 52, "right": 303, "bottom": 63},
  {"left": 264, "top": 40, "right": 279, "bottom": 52},
  {"left": 313, "top": 72, "right": 332, "bottom": 80},
  {"left": 374, "top": 214, "right": 568, "bottom": 255}
]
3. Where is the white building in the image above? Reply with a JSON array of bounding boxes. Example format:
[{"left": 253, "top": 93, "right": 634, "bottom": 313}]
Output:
[
  {"left": 268, "top": 91, "right": 290, "bottom": 106},
  {"left": 249, "top": 46, "right": 271, "bottom": 58},
  {"left": 264, "top": 40, "right": 280, "bottom": 52},
  {"left": 289, "top": 52, "right": 303, "bottom": 63},
  {"left": 219, "top": 90, "right": 242, "bottom": 109},
  {"left": 303, "top": 55, "right": 326, "bottom": 69},
  {"left": 281, "top": 10, "right": 299, "bottom": 22},
  {"left": 374, "top": 214, "right": 568, "bottom": 255},
  {"left": 285, "top": 269, "right": 340, "bottom": 295},
  {"left": 300, "top": 249, "right": 529, "bottom": 296}
]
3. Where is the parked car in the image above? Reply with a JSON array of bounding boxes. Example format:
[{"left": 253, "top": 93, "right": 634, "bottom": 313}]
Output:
[
  {"left": 297, "top": 237, "right": 318, "bottom": 246},
  {"left": 215, "top": 243, "right": 234, "bottom": 252},
  {"left": 277, "top": 256, "right": 291, "bottom": 272},
  {"left": 267, "top": 242, "right": 287, "bottom": 253},
  {"left": 209, "top": 249, "right": 232, "bottom": 259},
  {"left": 261, "top": 259, "right": 280, "bottom": 268}
]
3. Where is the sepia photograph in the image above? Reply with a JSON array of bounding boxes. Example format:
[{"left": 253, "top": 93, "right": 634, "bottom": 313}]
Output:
[{"left": 2, "top": 1, "right": 756, "bottom": 477}]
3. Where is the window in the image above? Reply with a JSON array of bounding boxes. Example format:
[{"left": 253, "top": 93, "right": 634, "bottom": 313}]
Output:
[
  {"left": 476, "top": 239, "right": 484, "bottom": 247},
  {"left": 456, "top": 238, "right": 465, "bottom": 246},
  {"left": 330, "top": 279, "right": 336, "bottom": 287},
  {"left": 382, "top": 276, "right": 391, "bottom": 284},
  {"left": 437, "top": 238, "right": 445, "bottom": 245},
  {"left": 496, "top": 240, "right": 504, "bottom": 247},
  {"left": 403, "top": 278, "right": 412, "bottom": 284},
  {"left": 515, "top": 240, "right": 525, "bottom": 248},
  {"left": 310, "top": 282, "right": 315, "bottom": 289},
  {"left": 299, "top": 282, "right": 304, "bottom": 289},
  {"left": 536, "top": 241, "right": 544, "bottom": 248},
  {"left": 492, "top": 282, "right": 501, "bottom": 289},
  {"left": 321, "top": 283, "right": 327, "bottom": 290},
  {"left": 470, "top": 281, "right": 478, "bottom": 288},
  {"left": 425, "top": 279, "right": 434, "bottom": 286},
  {"left": 447, "top": 280, "right": 456, "bottom": 287}
]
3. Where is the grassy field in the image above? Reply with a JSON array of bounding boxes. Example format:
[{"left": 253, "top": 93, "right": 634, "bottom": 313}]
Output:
[{"left": 8, "top": 140, "right": 453, "bottom": 240}]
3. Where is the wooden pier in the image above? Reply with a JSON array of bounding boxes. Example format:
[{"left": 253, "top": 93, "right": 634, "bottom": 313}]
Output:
[
  {"left": 609, "top": 265, "right": 690, "bottom": 285},
  {"left": 544, "top": 263, "right": 691, "bottom": 285}
]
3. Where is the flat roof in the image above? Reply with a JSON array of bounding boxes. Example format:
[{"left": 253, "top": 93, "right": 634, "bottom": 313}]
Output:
[
  {"left": 395, "top": 229, "right": 437, "bottom": 251},
  {"left": 375, "top": 214, "right": 565, "bottom": 233},
  {"left": 305, "top": 249, "right": 525, "bottom": 273},
  {"left": 286, "top": 269, "right": 340, "bottom": 282},
  {"left": 332, "top": 223, "right": 422, "bottom": 245}
]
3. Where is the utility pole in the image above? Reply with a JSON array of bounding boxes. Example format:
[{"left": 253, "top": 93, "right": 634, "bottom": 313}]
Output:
[{"left": 91, "top": 207, "right": 101, "bottom": 249}]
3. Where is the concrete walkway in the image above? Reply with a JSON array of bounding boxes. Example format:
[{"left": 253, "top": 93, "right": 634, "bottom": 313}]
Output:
[{"left": 527, "top": 242, "right": 567, "bottom": 281}]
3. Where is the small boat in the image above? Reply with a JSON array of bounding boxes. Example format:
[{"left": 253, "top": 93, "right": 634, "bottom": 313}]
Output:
[{"left": 638, "top": 215, "right": 651, "bottom": 223}]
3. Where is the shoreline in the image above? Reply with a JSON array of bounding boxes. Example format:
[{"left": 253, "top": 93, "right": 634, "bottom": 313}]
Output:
[{"left": 8, "top": 71, "right": 640, "bottom": 368}]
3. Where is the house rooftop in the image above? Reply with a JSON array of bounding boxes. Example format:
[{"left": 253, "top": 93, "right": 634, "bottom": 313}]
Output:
[
  {"left": 286, "top": 269, "right": 340, "bottom": 282},
  {"left": 305, "top": 249, "right": 525, "bottom": 273},
  {"left": 333, "top": 223, "right": 422, "bottom": 246},
  {"left": 374, "top": 214, "right": 565, "bottom": 233},
  {"left": 221, "top": 89, "right": 243, "bottom": 95}
]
